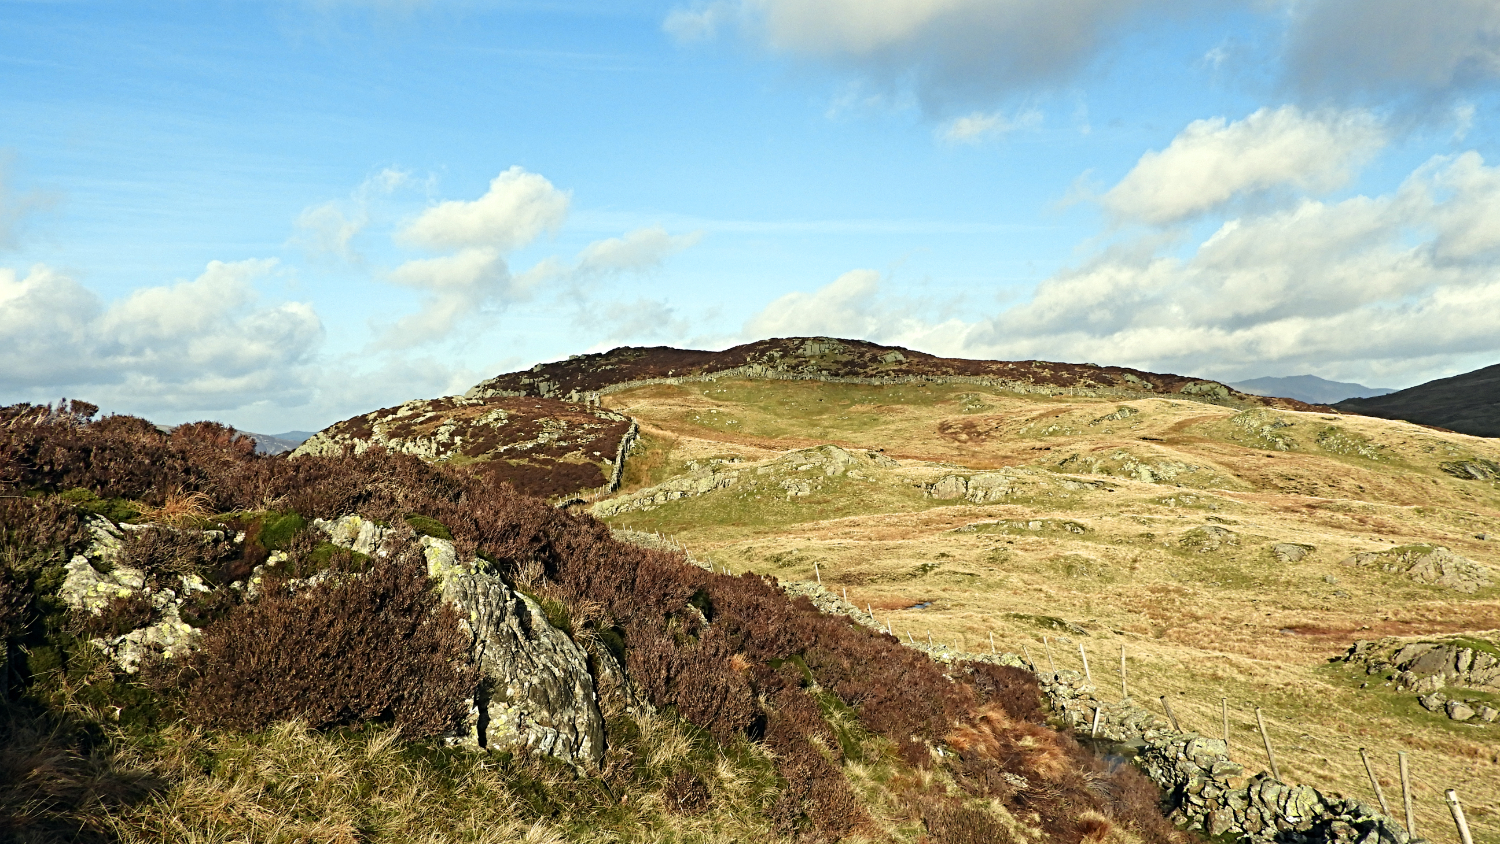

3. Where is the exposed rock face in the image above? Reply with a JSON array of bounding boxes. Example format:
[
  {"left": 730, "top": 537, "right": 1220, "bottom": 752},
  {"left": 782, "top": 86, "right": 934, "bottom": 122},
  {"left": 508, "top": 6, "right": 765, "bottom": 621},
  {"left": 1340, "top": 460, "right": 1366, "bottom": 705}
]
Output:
[
  {"left": 294, "top": 395, "right": 634, "bottom": 500},
  {"left": 321, "top": 526, "right": 607, "bottom": 767},
  {"left": 1272, "top": 543, "right": 1314, "bottom": 564},
  {"left": 1055, "top": 450, "right": 1227, "bottom": 487},
  {"left": 593, "top": 444, "right": 896, "bottom": 517},
  {"left": 1338, "top": 637, "right": 1500, "bottom": 726},
  {"left": 1343, "top": 545, "right": 1493, "bottom": 593},
  {"left": 58, "top": 518, "right": 208, "bottom": 673},
  {"left": 1180, "top": 525, "right": 1239, "bottom": 553}
]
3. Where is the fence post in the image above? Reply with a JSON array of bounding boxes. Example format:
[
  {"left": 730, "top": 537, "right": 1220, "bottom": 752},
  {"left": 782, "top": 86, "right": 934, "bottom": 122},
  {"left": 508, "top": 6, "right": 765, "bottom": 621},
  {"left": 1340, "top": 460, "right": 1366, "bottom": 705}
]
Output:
[
  {"left": 1161, "top": 696, "right": 1182, "bottom": 732},
  {"left": 1359, "top": 747, "right": 1391, "bottom": 816},
  {"left": 1222, "top": 698, "right": 1230, "bottom": 748},
  {"left": 1091, "top": 706, "right": 1103, "bottom": 738},
  {"left": 1399, "top": 752, "right": 1415, "bottom": 838},
  {"left": 814, "top": 562, "right": 821, "bottom": 585},
  {"left": 1120, "top": 645, "right": 1129, "bottom": 700},
  {"left": 989, "top": 632, "right": 996, "bottom": 654},
  {"left": 842, "top": 586, "right": 848, "bottom": 603},
  {"left": 1446, "top": 789, "right": 1474, "bottom": 844},
  {"left": 1043, "top": 636, "right": 1057, "bottom": 674},
  {"left": 1079, "top": 643, "right": 1092, "bottom": 685},
  {"left": 1022, "top": 644, "right": 1037, "bottom": 672},
  {"left": 1255, "top": 708, "right": 1281, "bottom": 782}
]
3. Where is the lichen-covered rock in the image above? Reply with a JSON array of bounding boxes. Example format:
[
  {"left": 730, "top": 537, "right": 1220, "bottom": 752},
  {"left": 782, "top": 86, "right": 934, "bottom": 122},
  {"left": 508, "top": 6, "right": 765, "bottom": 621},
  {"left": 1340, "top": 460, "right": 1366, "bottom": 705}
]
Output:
[
  {"left": 438, "top": 558, "right": 606, "bottom": 767},
  {"left": 327, "top": 526, "right": 607, "bottom": 768},
  {"left": 1344, "top": 545, "right": 1492, "bottom": 593},
  {"left": 313, "top": 515, "right": 390, "bottom": 557},
  {"left": 1272, "top": 543, "right": 1313, "bottom": 564},
  {"left": 59, "top": 550, "right": 209, "bottom": 673},
  {"left": 1181, "top": 525, "right": 1239, "bottom": 553}
]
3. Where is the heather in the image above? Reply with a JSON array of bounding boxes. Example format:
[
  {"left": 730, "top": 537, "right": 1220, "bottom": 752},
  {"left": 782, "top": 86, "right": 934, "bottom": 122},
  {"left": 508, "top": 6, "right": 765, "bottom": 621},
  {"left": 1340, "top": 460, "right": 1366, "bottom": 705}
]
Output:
[{"left": 1, "top": 400, "right": 1179, "bottom": 843}]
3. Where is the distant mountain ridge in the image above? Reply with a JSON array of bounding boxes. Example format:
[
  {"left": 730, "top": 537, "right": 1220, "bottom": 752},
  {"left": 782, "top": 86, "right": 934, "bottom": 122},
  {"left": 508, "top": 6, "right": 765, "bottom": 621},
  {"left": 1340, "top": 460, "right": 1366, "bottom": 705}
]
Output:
[
  {"left": 1337, "top": 362, "right": 1500, "bottom": 438},
  {"left": 241, "top": 430, "right": 315, "bottom": 455},
  {"left": 1227, "top": 375, "right": 1395, "bottom": 405}
]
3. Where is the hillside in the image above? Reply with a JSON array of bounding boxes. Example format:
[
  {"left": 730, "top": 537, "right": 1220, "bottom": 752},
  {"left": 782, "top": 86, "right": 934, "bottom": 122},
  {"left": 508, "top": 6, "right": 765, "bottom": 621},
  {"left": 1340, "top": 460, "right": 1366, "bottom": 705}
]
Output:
[
  {"left": 0, "top": 399, "right": 1186, "bottom": 844},
  {"left": 563, "top": 349, "right": 1500, "bottom": 844},
  {"left": 466, "top": 337, "right": 1320, "bottom": 412},
  {"left": 292, "top": 395, "right": 636, "bottom": 499},
  {"left": 1228, "top": 375, "right": 1394, "bottom": 405},
  {"left": 1337, "top": 363, "right": 1500, "bottom": 438}
]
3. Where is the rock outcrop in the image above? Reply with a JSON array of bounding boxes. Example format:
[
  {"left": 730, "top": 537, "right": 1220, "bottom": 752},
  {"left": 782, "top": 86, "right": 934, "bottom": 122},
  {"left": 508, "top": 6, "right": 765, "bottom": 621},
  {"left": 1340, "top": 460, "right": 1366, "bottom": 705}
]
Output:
[
  {"left": 58, "top": 517, "right": 207, "bottom": 673},
  {"left": 319, "top": 523, "right": 609, "bottom": 767},
  {"left": 466, "top": 337, "right": 1314, "bottom": 411},
  {"left": 1342, "top": 545, "right": 1493, "bottom": 593},
  {"left": 1338, "top": 637, "right": 1500, "bottom": 725},
  {"left": 294, "top": 395, "right": 634, "bottom": 500},
  {"left": 593, "top": 444, "right": 896, "bottom": 517}
]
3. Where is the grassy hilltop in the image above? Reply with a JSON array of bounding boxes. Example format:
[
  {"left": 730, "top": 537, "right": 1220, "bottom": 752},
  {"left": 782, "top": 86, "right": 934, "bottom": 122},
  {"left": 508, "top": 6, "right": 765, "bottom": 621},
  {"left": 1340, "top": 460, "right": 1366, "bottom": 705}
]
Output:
[{"left": 572, "top": 348, "right": 1499, "bottom": 844}]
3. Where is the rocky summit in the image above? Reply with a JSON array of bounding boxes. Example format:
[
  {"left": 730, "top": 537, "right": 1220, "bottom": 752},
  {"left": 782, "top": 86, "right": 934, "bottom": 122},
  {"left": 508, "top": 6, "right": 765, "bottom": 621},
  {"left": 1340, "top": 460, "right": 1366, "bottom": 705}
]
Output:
[
  {"left": 466, "top": 336, "right": 1321, "bottom": 411},
  {"left": 294, "top": 395, "right": 636, "bottom": 499}
]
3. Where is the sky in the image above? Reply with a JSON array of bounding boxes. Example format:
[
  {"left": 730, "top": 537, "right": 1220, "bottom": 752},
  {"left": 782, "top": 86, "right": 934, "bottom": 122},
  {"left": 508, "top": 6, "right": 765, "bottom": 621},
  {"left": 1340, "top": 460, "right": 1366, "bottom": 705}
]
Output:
[{"left": 2, "top": 0, "right": 1500, "bottom": 432}]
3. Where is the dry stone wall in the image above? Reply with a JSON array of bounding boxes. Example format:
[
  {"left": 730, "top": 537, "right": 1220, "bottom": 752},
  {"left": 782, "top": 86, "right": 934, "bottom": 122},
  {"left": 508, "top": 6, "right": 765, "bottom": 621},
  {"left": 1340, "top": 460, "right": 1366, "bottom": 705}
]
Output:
[{"left": 771, "top": 578, "right": 1423, "bottom": 844}]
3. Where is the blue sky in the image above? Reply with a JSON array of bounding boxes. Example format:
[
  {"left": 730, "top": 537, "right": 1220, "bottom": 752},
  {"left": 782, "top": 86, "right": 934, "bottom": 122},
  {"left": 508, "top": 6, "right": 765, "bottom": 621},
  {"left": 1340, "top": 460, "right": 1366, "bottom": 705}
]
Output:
[{"left": 3, "top": 0, "right": 1499, "bottom": 432}]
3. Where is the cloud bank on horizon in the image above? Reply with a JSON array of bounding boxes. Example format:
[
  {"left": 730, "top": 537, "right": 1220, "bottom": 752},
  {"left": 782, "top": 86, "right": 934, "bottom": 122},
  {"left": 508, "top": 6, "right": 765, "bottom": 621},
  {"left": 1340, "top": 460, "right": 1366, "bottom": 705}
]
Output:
[{"left": 1, "top": 0, "right": 1499, "bottom": 430}]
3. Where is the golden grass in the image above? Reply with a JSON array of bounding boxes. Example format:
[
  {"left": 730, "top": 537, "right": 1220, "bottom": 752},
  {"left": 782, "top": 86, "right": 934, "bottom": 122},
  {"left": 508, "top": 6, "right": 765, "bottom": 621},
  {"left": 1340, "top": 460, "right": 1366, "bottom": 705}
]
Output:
[{"left": 598, "top": 379, "right": 1500, "bottom": 844}]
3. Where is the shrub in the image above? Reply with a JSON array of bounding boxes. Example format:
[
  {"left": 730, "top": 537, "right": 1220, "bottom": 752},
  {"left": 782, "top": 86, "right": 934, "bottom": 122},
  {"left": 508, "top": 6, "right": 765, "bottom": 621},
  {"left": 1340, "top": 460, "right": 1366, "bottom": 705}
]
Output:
[{"left": 183, "top": 546, "right": 477, "bottom": 738}]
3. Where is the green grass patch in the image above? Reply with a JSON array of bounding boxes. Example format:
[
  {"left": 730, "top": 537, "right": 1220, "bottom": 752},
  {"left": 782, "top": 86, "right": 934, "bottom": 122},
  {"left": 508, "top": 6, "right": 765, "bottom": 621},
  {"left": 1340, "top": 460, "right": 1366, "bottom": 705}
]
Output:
[{"left": 403, "top": 513, "right": 453, "bottom": 541}]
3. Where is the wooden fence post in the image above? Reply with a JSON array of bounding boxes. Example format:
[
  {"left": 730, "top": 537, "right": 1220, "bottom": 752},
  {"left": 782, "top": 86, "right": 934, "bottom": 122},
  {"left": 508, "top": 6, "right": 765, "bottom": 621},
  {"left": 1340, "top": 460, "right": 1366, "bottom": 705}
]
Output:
[
  {"left": 1255, "top": 708, "right": 1281, "bottom": 782},
  {"left": 1022, "top": 644, "right": 1037, "bottom": 672},
  {"left": 1399, "top": 751, "right": 1415, "bottom": 838},
  {"left": 1091, "top": 706, "right": 1103, "bottom": 738},
  {"left": 1359, "top": 747, "right": 1391, "bottom": 816},
  {"left": 814, "top": 562, "right": 821, "bottom": 585},
  {"left": 989, "top": 632, "right": 996, "bottom": 654},
  {"left": 1446, "top": 789, "right": 1474, "bottom": 844},
  {"left": 1079, "top": 643, "right": 1092, "bottom": 685},
  {"left": 1161, "top": 696, "right": 1182, "bottom": 732},
  {"left": 1043, "top": 636, "right": 1057, "bottom": 674},
  {"left": 1120, "top": 645, "right": 1129, "bottom": 699},
  {"left": 1221, "top": 698, "right": 1230, "bottom": 748}
]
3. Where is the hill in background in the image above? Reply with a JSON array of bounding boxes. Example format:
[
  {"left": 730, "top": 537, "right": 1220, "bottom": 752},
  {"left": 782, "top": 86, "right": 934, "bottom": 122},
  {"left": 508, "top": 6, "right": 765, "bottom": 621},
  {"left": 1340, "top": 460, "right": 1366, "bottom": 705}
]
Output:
[
  {"left": 1228, "top": 375, "right": 1394, "bottom": 405},
  {"left": 1337, "top": 362, "right": 1500, "bottom": 438}
]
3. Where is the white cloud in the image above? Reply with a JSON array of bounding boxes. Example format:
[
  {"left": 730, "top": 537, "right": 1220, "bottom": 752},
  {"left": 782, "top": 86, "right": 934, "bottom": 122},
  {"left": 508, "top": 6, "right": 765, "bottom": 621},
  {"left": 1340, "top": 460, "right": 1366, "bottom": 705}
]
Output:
[
  {"left": 743, "top": 269, "right": 966, "bottom": 350},
  {"left": 0, "top": 260, "right": 324, "bottom": 412},
  {"left": 382, "top": 247, "right": 517, "bottom": 347},
  {"left": 1284, "top": 0, "right": 1500, "bottom": 110},
  {"left": 667, "top": 0, "right": 1193, "bottom": 111},
  {"left": 291, "top": 167, "right": 413, "bottom": 264},
  {"left": 1101, "top": 106, "right": 1386, "bottom": 225},
  {"left": 575, "top": 226, "right": 703, "bottom": 277},
  {"left": 663, "top": 1, "right": 740, "bottom": 42},
  {"left": 939, "top": 108, "right": 1043, "bottom": 143},
  {"left": 0, "top": 158, "right": 54, "bottom": 251},
  {"left": 399, "top": 166, "right": 569, "bottom": 251},
  {"left": 972, "top": 151, "right": 1500, "bottom": 376},
  {"left": 746, "top": 152, "right": 1500, "bottom": 385}
]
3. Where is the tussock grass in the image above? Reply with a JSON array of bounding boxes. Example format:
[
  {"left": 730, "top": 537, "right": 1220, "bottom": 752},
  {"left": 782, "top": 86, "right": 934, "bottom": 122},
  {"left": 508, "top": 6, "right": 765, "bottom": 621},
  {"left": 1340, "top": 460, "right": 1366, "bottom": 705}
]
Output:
[{"left": 598, "top": 378, "right": 1500, "bottom": 844}]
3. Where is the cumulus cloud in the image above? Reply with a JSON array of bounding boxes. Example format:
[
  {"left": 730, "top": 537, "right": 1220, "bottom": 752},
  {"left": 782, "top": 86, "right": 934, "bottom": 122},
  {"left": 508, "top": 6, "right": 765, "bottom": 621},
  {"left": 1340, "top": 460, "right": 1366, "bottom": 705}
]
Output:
[
  {"left": 292, "top": 168, "right": 412, "bottom": 264},
  {"left": 574, "top": 226, "right": 703, "bottom": 277},
  {"left": 744, "top": 152, "right": 1500, "bottom": 384},
  {"left": 965, "top": 151, "right": 1500, "bottom": 377},
  {"left": 939, "top": 108, "right": 1043, "bottom": 144},
  {"left": 382, "top": 167, "right": 700, "bottom": 347},
  {"left": 743, "top": 269, "right": 967, "bottom": 351},
  {"left": 398, "top": 166, "right": 569, "bottom": 251},
  {"left": 1101, "top": 106, "right": 1386, "bottom": 225},
  {"left": 0, "top": 259, "right": 324, "bottom": 412},
  {"left": 667, "top": 0, "right": 1192, "bottom": 111},
  {"left": 1284, "top": 0, "right": 1500, "bottom": 110}
]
